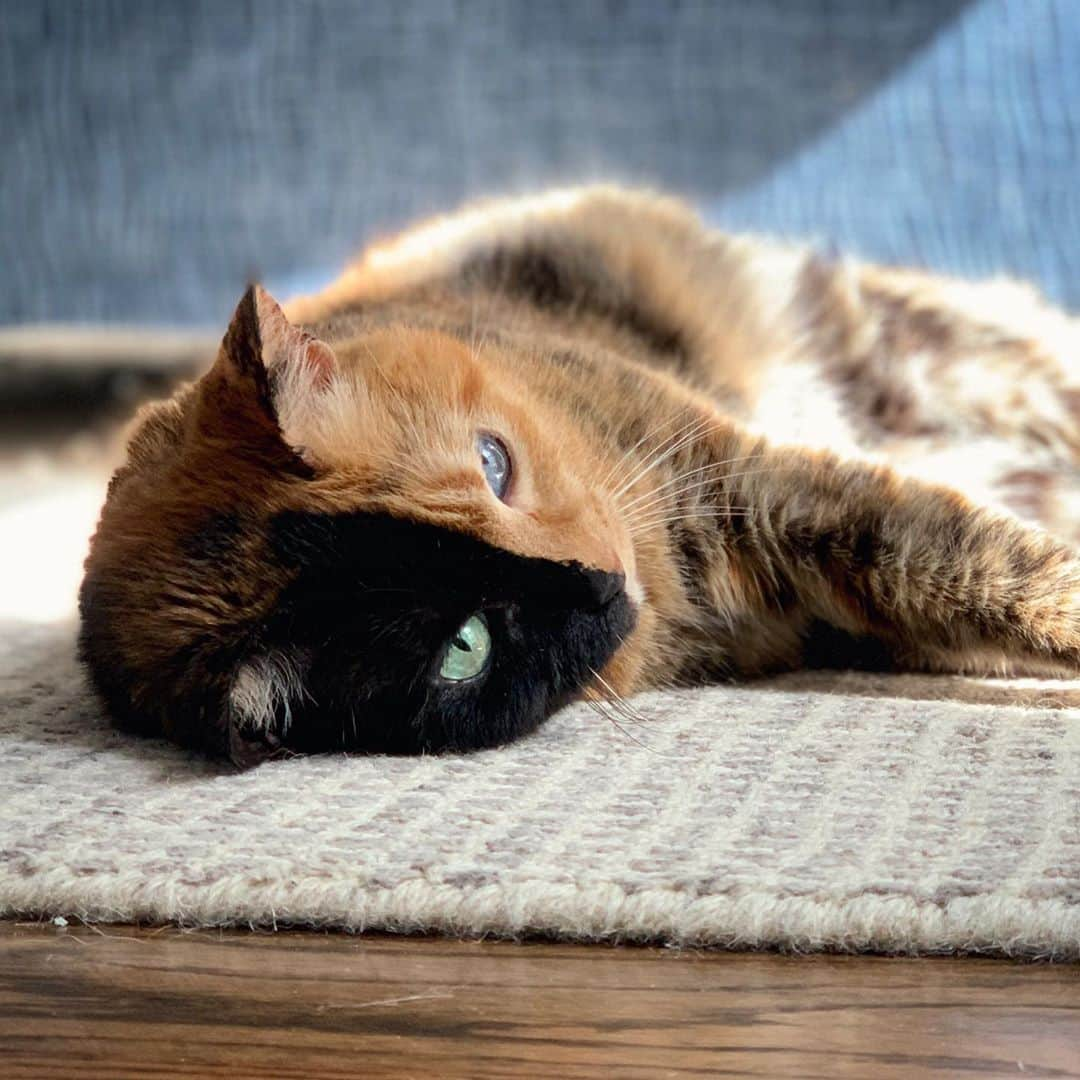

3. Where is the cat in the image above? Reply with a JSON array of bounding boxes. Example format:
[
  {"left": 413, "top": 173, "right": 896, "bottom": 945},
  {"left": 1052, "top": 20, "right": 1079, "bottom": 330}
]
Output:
[{"left": 79, "top": 186, "right": 1080, "bottom": 766}]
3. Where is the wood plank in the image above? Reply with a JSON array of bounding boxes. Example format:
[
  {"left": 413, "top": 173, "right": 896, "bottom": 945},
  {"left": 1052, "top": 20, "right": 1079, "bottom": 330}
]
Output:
[{"left": 1, "top": 922, "right": 1077, "bottom": 1079}]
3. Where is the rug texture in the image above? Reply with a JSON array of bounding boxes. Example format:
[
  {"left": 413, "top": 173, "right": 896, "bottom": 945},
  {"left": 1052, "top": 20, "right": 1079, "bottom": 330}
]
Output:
[{"left": 3, "top": 617, "right": 1079, "bottom": 958}]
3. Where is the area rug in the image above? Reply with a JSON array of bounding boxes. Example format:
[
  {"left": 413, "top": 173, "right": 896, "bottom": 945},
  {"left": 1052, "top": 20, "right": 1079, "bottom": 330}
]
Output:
[{"left": 3, "top": 613, "right": 1079, "bottom": 958}]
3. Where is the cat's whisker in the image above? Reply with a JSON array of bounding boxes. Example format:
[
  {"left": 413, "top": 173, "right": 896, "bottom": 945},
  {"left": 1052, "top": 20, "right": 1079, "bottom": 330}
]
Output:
[
  {"left": 599, "top": 408, "right": 699, "bottom": 490},
  {"left": 619, "top": 466, "right": 783, "bottom": 532},
  {"left": 580, "top": 691, "right": 619, "bottom": 727},
  {"left": 591, "top": 665, "right": 648, "bottom": 725},
  {"left": 625, "top": 412, "right": 716, "bottom": 475},
  {"left": 602, "top": 412, "right": 701, "bottom": 493},
  {"left": 628, "top": 516, "right": 751, "bottom": 538},
  {"left": 629, "top": 506, "right": 751, "bottom": 524},
  {"left": 627, "top": 508, "right": 752, "bottom": 535},
  {"left": 624, "top": 409, "right": 713, "bottom": 464},
  {"left": 588, "top": 668, "right": 652, "bottom": 726},
  {"left": 583, "top": 693, "right": 661, "bottom": 754},
  {"left": 610, "top": 415, "right": 718, "bottom": 500},
  {"left": 343, "top": 706, "right": 359, "bottom": 750},
  {"left": 625, "top": 494, "right": 755, "bottom": 517},
  {"left": 583, "top": 672, "right": 637, "bottom": 721},
  {"left": 616, "top": 454, "right": 768, "bottom": 513},
  {"left": 618, "top": 467, "right": 770, "bottom": 523},
  {"left": 621, "top": 493, "right": 768, "bottom": 533},
  {"left": 584, "top": 671, "right": 678, "bottom": 758},
  {"left": 617, "top": 454, "right": 758, "bottom": 500},
  {"left": 586, "top": 687, "right": 646, "bottom": 729}
]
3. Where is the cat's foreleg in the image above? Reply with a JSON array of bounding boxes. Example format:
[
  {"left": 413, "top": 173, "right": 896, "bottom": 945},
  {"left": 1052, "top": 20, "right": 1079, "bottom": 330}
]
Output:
[{"left": 708, "top": 442, "right": 1080, "bottom": 677}]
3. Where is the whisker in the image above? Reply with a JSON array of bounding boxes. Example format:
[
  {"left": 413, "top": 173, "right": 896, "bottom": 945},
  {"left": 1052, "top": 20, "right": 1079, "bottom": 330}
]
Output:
[
  {"left": 600, "top": 406, "right": 699, "bottom": 490},
  {"left": 604, "top": 411, "right": 707, "bottom": 493},
  {"left": 581, "top": 692, "right": 625, "bottom": 732},
  {"left": 629, "top": 507, "right": 752, "bottom": 525},
  {"left": 621, "top": 465, "right": 785, "bottom": 531},
  {"left": 585, "top": 695, "right": 666, "bottom": 755},
  {"left": 628, "top": 509, "right": 752, "bottom": 534},
  {"left": 621, "top": 476, "right": 759, "bottom": 523},
  {"left": 585, "top": 671, "right": 678, "bottom": 758},
  {"left": 610, "top": 415, "right": 717, "bottom": 500},
  {"left": 585, "top": 686, "right": 645, "bottom": 728},
  {"left": 628, "top": 413, "right": 715, "bottom": 473},
  {"left": 589, "top": 669, "right": 650, "bottom": 725},
  {"left": 598, "top": 408, "right": 695, "bottom": 490},
  {"left": 583, "top": 680, "right": 633, "bottom": 723},
  {"left": 617, "top": 455, "right": 767, "bottom": 514}
]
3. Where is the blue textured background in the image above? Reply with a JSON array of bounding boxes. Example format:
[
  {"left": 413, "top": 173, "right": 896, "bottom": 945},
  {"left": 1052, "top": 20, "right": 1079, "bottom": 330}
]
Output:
[{"left": 3, "top": 0, "right": 1078, "bottom": 327}]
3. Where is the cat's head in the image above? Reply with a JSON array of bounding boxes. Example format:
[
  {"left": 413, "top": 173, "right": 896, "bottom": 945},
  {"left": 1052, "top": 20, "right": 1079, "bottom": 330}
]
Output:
[{"left": 80, "top": 286, "right": 639, "bottom": 765}]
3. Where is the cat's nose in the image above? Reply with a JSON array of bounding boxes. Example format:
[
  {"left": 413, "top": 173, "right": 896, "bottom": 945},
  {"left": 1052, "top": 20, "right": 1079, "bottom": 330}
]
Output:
[{"left": 581, "top": 568, "right": 626, "bottom": 609}]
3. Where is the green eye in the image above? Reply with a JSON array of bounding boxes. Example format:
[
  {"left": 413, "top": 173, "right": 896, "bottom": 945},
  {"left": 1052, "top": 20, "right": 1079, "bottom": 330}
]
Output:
[{"left": 439, "top": 614, "right": 491, "bottom": 681}]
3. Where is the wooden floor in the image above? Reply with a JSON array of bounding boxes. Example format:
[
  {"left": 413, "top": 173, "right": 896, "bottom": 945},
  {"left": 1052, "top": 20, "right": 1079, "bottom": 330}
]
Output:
[{"left": 1, "top": 923, "right": 1078, "bottom": 1079}]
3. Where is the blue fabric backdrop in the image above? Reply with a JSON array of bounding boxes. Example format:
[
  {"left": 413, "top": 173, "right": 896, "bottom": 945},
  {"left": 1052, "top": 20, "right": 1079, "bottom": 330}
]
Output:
[{"left": 3, "top": 0, "right": 1077, "bottom": 326}]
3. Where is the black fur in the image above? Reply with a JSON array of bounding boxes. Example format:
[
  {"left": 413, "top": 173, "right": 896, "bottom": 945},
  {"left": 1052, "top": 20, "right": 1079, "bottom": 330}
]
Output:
[
  {"left": 802, "top": 620, "right": 897, "bottom": 671},
  {"left": 251, "top": 511, "right": 635, "bottom": 755}
]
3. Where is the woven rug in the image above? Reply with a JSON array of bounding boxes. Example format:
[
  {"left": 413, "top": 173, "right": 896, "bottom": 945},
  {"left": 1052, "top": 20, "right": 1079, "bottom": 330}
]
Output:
[{"left": 3, "top": 613, "right": 1079, "bottom": 958}]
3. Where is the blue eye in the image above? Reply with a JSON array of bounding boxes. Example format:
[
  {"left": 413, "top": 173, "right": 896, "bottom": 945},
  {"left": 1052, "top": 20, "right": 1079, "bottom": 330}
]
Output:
[{"left": 477, "top": 433, "right": 511, "bottom": 501}]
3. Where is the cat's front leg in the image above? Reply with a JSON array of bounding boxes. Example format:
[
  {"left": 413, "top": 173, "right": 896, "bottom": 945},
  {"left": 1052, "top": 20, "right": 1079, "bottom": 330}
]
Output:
[{"left": 698, "top": 441, "right": 1080, "bottom": 677}]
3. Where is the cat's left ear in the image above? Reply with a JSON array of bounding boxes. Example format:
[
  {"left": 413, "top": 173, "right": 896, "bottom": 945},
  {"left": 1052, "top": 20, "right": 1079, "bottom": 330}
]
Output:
[{"left": 214, "top": 283, "right": 339, "bottom": 463}]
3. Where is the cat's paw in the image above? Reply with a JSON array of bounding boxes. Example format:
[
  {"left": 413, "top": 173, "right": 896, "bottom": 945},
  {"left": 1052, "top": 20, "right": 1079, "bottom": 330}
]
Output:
[{"left": 1019, "top": 553, "right": 1080, "bottom": 674}]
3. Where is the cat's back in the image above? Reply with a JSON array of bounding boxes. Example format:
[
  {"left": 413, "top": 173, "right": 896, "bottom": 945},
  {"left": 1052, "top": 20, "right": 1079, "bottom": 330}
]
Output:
[{"left": 285, "top": 187, "right": 800, "bottom": 409}]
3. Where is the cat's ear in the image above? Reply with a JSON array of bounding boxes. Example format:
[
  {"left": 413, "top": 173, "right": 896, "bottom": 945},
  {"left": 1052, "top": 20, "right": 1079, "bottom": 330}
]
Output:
[{"left": 214, "top": 284, "right": 339, "bottom": 463}]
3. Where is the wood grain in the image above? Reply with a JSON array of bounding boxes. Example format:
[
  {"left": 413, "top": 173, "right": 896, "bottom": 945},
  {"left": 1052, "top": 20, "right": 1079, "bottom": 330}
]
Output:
[{"left": 1, "top": 922, "right": 1078, "bottom": 1079}]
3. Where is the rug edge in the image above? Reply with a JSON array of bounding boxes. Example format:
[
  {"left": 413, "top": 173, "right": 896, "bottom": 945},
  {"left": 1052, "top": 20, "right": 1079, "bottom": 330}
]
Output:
[{"left": 3, "top": 880, "right": 1077, "bottom": 960}]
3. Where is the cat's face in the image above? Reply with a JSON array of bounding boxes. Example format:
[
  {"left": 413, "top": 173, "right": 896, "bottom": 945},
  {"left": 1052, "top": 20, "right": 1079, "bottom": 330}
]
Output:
[{"left": 80, "top": 286, "right": 639, "bottom": 764}]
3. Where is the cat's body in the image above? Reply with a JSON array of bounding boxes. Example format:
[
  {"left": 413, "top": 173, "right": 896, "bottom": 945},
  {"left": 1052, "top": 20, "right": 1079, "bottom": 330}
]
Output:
[{"left": 80, "top": 187, "right": 1080, "bottom": 764}]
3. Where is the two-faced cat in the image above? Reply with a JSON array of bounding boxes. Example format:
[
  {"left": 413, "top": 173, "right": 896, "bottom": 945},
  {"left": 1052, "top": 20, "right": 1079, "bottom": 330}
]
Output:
[{"left": 80, "top": 187, "right": 1080, "bottom": 765}]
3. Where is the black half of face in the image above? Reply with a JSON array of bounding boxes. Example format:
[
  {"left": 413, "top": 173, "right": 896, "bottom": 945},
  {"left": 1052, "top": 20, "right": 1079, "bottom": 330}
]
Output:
[{"left": 248, "top": 510, "right": 635, "bottom": 755}]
